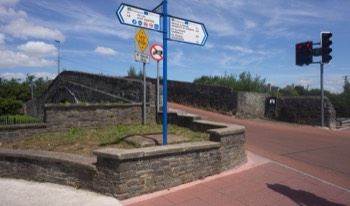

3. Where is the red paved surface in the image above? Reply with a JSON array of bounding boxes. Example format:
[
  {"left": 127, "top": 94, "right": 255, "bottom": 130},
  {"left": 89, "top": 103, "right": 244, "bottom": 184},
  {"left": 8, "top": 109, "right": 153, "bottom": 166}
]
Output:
[
  {"left": 121, "top": 103, "right": 350, "bottom": 206},
  {"left": 123, "top": 153, "right": 350, "bottom": 206},
  {"left": 168, "top": 102, "right": 350, "bottom": 190}
]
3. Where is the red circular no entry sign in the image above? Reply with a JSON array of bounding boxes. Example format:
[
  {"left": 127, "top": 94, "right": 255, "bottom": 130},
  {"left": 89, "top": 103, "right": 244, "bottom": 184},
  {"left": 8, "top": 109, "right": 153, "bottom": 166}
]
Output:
[{"left": 150, "top": 44, "right": 163, "bottom": 61}]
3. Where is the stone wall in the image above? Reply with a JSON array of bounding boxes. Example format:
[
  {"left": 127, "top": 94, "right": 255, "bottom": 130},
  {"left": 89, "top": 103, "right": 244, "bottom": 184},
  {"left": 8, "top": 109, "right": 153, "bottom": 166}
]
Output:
[
  {"left": 276, "top": 96, "right": 336, "bottom": 128},
  {"left": 0, "top": 111, "right": 246, "bottom": 200},
  {"left": 0, "top": 149, "right": 96, "bottom": 190},
  {"left": 1, "top": 104, "right": 156, "bottom": 141},
  {"left": 165, "top": 80, "right": 269, "bottom": 118},
  {"left": 45, "top": 103, "right": 156, "bottom": 131},
  {"left": 236, "top": 92, "right": 268, "bottom": 118},
  {"left": 24, "top": 71, "right": 155, "bottom": 121},
  {"left": 0, "top": 124, "right": 47, "bottom": 142},
  {"left": 166, "top": 80, "right": 238, "bottom": 115},
  {"left": 94, "top": 121, "right": 245, "bottom": 199}
]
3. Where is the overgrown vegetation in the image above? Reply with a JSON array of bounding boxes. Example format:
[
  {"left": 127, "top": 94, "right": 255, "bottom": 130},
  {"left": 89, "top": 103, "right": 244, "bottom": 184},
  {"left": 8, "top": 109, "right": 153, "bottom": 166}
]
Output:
[
  {"left": 1, "top": 71, "right": 349, "bottom": 117},
  {"left": 0, "top": 115, "right": 41, "bottom": 126},
  {"left": 272, "top": 81, "right": 350, "bottom": 118},
  {"left": 0, "top": 74, "right": 51, "bottom": 115},
  {"left": 194, "top": 71, "right": 268, "bottom": 93},
  {"left": 127, "top": 66, "right": 143, "bottom": 78},
  {"left": 1, "top": 123, "right": 209, "bottom": 156},
  {"left": 194, "top": 72, "right": 350, "bottom": 118}
]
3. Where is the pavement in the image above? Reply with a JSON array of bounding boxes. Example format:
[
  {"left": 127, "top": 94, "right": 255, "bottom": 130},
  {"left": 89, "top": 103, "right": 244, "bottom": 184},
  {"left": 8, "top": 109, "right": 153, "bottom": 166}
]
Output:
[
  {"left": 1, "top": 152, "right": 349, "bottom": 206},
  {"left": 122, "top": 151, "right": 350, "bottom": 206},
  {"left": 1, "top": 103, "right": 350, "bottom": 206},
  {"left": 0, "top": 178, "right": 123, "bottom": 206}
]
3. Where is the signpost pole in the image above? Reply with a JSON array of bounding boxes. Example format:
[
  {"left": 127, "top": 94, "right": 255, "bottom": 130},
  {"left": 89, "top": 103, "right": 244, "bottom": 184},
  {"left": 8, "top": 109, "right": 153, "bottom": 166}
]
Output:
[
  {"left": 320, "top": 63, "right": 324, "bottom": 127},
  {"left": 162, "top": 0, "right": 168, "bottom": 145},
  {"left": 157, "top": 60, "right": 160, "bottom": 113},
  {"left": 117, "top": 0, "right": 207, "bottom": 144},
  {"left": 143, "top": 62, "right": 147, "bottom": 125}
]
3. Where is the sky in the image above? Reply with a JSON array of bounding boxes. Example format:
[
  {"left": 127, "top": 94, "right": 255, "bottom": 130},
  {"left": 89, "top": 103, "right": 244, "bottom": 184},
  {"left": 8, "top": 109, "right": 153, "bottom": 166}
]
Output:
[{"left": 0, "top": 0, "right": 349, "bottom": 93}]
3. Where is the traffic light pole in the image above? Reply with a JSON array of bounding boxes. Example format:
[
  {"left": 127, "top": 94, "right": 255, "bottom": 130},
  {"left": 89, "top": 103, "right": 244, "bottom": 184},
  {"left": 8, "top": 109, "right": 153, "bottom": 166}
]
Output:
[
  {"left": 295, "top": 32, "right": 332, "bottom": 128},
  {"left": 320, "top": 63, "right": 324, "bottom": 127}
]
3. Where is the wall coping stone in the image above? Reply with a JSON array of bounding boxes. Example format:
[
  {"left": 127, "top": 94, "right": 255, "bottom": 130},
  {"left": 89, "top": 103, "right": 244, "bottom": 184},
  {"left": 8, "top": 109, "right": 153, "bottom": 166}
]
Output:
[
  {"left": 94, "top": 141, "right": 220, "bottom": 160},
  {"left": 0, "top": 148, "right": 96, "bottom": 170},
  {"left": 45, "top": 103, "right": 145, "bottom": 110},
  {"left": 188, "top": 119, "right": 245, "bottom": 136},
  {"left": 0, "top": 123, "right": 47, "bottom": 131}
]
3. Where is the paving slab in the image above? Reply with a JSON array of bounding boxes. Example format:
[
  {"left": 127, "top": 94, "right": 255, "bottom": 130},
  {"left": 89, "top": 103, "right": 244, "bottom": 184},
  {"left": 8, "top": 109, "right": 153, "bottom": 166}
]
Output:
[
  {"left": 124, "top": 133, "right": 189, "bottom": 147},
  {"left": 122, "top": 152, "right": 350, "bottom": 206},
  {"left": 0, "top": 178, "right": 122, "bottom": 206}
]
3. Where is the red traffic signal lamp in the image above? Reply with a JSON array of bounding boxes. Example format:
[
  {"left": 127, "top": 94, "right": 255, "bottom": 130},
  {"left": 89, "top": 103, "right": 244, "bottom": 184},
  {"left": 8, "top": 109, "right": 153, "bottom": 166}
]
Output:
[
  {"left": 296, "top": 41, "right": 313, "bottom": 66},
  {"left": 321, "top": 32, "right": 332, "bottom": 64}
]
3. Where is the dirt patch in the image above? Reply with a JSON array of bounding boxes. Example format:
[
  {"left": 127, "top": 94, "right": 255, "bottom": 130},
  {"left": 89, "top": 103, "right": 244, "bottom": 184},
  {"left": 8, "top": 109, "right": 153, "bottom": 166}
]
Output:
[
  {"left": 0, "top": 139, "right": 134, "bottom": 157},
  {"left": 124, "top": 133, "right": 190, "bottom": 147}
]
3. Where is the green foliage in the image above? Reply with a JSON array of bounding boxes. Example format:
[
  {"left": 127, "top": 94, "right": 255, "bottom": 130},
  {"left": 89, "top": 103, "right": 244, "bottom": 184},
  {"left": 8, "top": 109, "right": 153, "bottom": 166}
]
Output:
[
  {"left": 0, "top": 78, "right": 30, "bottom": 102},
  {"left": 0, "top": 114, "right": 41, "bottom": 125},
  {"left": 127, "top": 66, "right": 137, "bottom": 77},
  {"left": 0, "top": 98, "right": 22, "bottom": 115},
  {"left": 2, "top": 123, "right": 209, "bottom": 156},
  {"left": 276, "top": 82, "right": 350, "bottom": 118},
  {"left": 127, "top": 66, "right": 143, "bottom": 78},
  {"left": 0, "top": 74, "right": 51, "bottom": 115},
  {"left": 193, "top": 71, "right": 267, "bottom": 93}
]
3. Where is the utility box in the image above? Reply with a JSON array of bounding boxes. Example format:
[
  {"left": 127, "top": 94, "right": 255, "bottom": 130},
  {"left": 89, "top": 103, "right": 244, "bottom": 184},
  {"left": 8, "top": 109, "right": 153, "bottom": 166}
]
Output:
[{"left": 265, "top": 97, "right": 277, "bottom": 119}]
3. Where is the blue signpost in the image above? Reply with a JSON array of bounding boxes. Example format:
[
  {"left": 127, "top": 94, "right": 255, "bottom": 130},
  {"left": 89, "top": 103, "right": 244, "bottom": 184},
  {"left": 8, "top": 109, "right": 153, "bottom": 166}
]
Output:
[
  {"left": 162, "top": 0, "right": 168, "bottom": 145},
  {"left": 117, "top": 0, "right": 208, "bottom": 145}
]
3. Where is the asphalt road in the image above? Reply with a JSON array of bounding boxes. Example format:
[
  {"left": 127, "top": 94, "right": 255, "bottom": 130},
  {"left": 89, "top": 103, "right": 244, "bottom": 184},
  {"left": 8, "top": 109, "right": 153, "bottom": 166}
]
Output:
[{"left": 168, "top": 102, "right": 350, "bottom": 190}]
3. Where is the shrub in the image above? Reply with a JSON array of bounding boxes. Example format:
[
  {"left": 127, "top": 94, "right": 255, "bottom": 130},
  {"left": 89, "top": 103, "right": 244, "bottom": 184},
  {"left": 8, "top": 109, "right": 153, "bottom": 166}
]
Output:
[{"left": 0, "top": 98, "right": 22, "bottom": 115}]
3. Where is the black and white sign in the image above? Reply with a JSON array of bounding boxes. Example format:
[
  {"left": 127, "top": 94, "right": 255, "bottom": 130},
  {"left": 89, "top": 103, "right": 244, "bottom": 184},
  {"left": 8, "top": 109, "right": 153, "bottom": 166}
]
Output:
[{"left": 150, "top": 44, "right": 163, "bottom": 61}]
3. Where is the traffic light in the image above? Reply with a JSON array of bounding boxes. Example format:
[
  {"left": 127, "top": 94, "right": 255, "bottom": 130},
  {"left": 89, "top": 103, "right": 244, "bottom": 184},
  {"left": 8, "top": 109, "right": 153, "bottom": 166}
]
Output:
[
  {"left": 295, "top": 41, "right": 313, "bottom": 66},
  {"left": 321, "top": 32, "right": 332, "bottom": 64}
]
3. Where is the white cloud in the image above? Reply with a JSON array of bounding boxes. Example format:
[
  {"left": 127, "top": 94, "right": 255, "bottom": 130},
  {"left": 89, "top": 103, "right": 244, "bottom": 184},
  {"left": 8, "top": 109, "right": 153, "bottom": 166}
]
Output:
[
  {"left": 0, "top": 0, "right": 18, "bottom": 6},
  {"left": 17, "top": 41, "right": 57, "bottom": 57},
  {"left": 0, "top": 72, "right": 56, "bottom": 81},
  {"left": 0, "top": 72, "right": 26, "bottom": 80},
  {"left": 169, "top": 49, "right": 184, "bottom": 66},
  {"left": 0, "top": 0, "right": 26, "bottom": 22},
  {"left": 0, "top": 49, "right": 55, "bottom": 68},
  {"left": 94, "top": 46, "right": 118, "bottom": 56},
  {"left": 3, "top": 18, "right": 65, "bottom": 42},
  {"left": 224, "top": 45, "right": 254, "bottom": 54},
  {"left": 31, "top": 1, "right": 132, "bottom": 40},
  {"left": 244, "top": 19, "right": 256, "bottom": 30},
  {"left": 0, "top": 33, "right": 4, "bottom": 44}
]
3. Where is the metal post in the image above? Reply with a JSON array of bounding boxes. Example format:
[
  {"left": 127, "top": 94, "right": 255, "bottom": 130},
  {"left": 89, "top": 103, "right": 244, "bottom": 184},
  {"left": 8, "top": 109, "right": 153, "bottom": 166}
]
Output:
[
  {"left": 156, "top": 60, "right": 160, "bottom": 113},
  {"left": 320, "top": 63, "right": 324, "bottom": 127},
  {"left": 162, "top": 0, "right": 168, "bottom": 145},
  {"left": 55, "top": 40, "right": 61, "bottom": 75},
  {"left": 143, "top": 62, "right": 146, "bottom": 125},
  {"left": 31, "top": 83, "right": 34, "bottom": 99}
]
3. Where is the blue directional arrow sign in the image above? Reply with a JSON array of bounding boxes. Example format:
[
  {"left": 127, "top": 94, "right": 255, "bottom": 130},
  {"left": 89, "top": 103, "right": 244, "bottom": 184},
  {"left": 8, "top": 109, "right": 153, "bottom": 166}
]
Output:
[
  {"left": 168, "top": 16, "right": 208, "bottom": 46},
  {"left": 117, "top": 3, "right": 161, "bottom": 32}
]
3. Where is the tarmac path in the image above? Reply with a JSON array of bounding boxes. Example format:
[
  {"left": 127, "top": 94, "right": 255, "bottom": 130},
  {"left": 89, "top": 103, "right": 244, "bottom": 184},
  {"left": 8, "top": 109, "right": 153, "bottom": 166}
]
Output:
[{"left": 168, "top": 102, "right": 350, "bottom": 191}]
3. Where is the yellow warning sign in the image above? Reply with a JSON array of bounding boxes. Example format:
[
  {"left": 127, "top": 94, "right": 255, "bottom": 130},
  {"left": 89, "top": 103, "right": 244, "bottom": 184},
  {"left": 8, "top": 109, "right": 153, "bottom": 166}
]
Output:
[{"left": 135, "top": 29, "right": 149, "bottom": 53}]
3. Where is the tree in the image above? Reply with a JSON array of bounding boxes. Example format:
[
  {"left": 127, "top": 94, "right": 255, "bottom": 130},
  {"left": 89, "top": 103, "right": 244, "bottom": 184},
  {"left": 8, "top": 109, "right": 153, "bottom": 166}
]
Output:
[
  {"left": 193, "top": 71, "right": 267, "bottom": 93},
  {"left": 127, "top": 66, "right": 137, "bottom": 77},
  {"left": 0, "top": 75, "right": 52, "bottom": 115}
]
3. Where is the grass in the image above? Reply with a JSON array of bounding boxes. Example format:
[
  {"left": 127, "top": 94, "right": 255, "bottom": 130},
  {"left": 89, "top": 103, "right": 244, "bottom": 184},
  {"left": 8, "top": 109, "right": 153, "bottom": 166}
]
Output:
[
  {"left": 0, "top": 123, "right": 209, "bottom": 156},
  {"left": 0, "top": 115, "right": 42, "bottom": 126}
]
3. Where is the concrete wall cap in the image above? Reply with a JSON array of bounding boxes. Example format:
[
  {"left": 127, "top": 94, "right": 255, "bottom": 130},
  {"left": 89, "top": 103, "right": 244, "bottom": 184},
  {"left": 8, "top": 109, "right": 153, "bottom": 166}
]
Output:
[
  {"left": 0, "top": 148, "right": 96, "bottom": 169},
  {"left": 93, "top": 141, "right": 220, "bottom": 160},
  {"left": 192, "top": 119, "right": 245, "bottom": 135}
]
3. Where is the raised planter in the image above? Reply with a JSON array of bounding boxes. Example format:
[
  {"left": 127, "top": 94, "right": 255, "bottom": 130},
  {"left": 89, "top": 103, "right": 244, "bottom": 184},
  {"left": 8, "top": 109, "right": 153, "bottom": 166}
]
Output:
[{"left": 0, "top": 111, "right": 246, "bottom": 200}]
